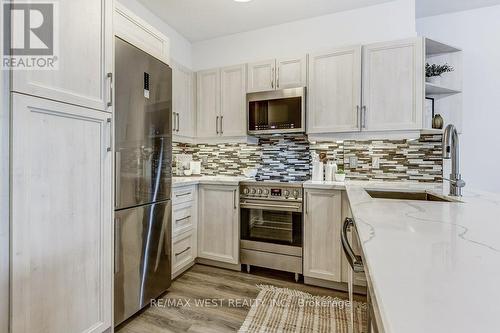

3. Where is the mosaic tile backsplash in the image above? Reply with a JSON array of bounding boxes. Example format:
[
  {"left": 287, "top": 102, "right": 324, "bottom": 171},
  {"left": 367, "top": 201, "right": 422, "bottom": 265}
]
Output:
[{"left": 173, "top": 134, "right": 443, "bottom": 183}]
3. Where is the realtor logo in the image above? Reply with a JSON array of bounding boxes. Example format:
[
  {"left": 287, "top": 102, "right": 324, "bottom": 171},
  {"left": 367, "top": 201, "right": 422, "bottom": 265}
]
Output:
[{"left": 2, "top": 1, "right": 59, "bottom": 70}]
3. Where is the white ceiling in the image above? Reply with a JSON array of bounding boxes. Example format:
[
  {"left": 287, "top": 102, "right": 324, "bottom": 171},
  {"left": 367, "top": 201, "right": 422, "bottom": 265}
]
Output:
[
  {"left": 416, "top": 0, "right": 500, "bottom": 18},
  {"left": 137, "top": 0, "right": 394, "bottom": 42},
  {"left": 138, "top": 0, "right": 500, "bottom": 42}
]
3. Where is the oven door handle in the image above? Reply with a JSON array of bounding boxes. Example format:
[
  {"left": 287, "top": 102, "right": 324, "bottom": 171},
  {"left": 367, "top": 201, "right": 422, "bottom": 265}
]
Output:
[
  {"left": 342, "top": 218, "right": 364, "bottom": 274},
  {"left": 240, "top": 201, "right": 302, "bottom": 212}
]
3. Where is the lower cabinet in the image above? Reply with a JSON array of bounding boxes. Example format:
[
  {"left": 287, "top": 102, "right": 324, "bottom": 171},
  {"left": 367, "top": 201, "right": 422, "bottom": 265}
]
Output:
[
  {"left": 172, "top": 185, "right": 198, "bottom": 278},
  {"left": 11, "top": 93, "right": 113, "bottom": 333},
  {"left": 303, "top": 189, "right": 342, "bottom": 282},
  {"left": 198, "top": 184, "right": 239, "bottom": 264},
  {"left": 172, "top": 230, "right": 197, "bottom": 278}
]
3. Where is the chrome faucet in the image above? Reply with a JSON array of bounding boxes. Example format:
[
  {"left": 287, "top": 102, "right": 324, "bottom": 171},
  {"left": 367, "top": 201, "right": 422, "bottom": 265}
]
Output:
[{"left": 442, "top": 124, "right": 466, "bottom": 196}]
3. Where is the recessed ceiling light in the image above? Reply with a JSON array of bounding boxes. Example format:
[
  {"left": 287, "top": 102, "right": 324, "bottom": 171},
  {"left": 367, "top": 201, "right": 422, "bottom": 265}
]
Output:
[{"left": 234, "top": 0, "right": 252, "bottom": 2}]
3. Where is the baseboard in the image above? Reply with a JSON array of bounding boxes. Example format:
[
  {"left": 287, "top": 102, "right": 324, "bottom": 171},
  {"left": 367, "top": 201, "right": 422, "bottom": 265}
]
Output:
[
  {"left": 196, "top": 258, "right": 241, "bottom": 271},
  {"left": 304, "top": 276, "right": 367, "bottom": 295}
]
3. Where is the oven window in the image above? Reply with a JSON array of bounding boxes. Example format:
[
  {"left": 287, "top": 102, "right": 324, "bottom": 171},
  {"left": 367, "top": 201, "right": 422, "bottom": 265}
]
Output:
[
  {"left": 248, "top": 97, "right": 302, "bottom": 131},
  {"left": 241, "top": 207, "right": 302, "bottom": 246}
]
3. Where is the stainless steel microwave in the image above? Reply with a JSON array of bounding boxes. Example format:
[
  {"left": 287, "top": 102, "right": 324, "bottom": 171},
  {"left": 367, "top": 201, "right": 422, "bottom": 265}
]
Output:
[{"left": 247, "top": 87, "right": 306, "bottom": 135}]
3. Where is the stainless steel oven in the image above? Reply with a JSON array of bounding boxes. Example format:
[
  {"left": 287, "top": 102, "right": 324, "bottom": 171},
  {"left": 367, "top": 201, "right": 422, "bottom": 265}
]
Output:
[
  {"left": 240, "top": 182, "right": 303, "bottom": 281},
  {"left": 247, "top": 87, "right": 306, "bottom": 135}
]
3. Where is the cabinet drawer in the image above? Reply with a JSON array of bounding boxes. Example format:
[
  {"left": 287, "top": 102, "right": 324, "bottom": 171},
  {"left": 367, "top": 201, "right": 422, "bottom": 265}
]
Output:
[
  {"left": 172, "top": 231, "right": 196, "bottom": 273},
  {"left": 173, "top": 202, "right": 195, "bottom": 236},
  {"left": 173, "top": 185, "right": 195, "bottom": 205}
]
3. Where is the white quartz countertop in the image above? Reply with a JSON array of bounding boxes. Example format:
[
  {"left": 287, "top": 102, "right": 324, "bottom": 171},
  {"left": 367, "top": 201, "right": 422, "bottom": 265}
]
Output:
[
  {"left": 344, "top": 181, "right": 500, "bottom": 333},
  {"left": 303, "top": 180, "right": 346, "bottom": 190},
  {"left": 173, "top": 175, "right": 251, "bottom": 187}
]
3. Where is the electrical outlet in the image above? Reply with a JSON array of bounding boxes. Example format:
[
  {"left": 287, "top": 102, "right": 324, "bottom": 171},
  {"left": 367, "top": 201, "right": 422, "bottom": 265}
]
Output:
[
  {"left": 372, "top": 157, "right": 380, "bottom": 169},
  {"left": 349, "top": 156, "right": 358, "bottom": 168}
]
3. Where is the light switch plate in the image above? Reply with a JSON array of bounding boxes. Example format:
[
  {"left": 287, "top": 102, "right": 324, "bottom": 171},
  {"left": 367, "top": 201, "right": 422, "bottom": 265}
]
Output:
[{"left": 372, "top": 157, "right": 380, "bottom": 169}]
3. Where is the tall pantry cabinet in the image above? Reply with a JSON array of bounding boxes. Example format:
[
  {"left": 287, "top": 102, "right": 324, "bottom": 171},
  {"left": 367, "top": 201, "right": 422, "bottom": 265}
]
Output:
[{"left": 9, "top": 1, "right": 114, "bottom": 332}]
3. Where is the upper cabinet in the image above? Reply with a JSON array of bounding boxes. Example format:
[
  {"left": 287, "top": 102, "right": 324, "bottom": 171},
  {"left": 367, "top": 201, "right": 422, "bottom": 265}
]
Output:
[
  {"left": 247, "top": 59, "right": 275, "bottom": 93},
  {"left": 308, "top": 46, "right": 362, "bottom": 133},
  {"left": 196, "top": 65, "right": 247, "bottom": 140},
  {"left": 307, "top": 38, "right": 424, "bottom": 136},
  {"left": 173, "top": 63, "right": 195, "bottom": 138},
  {"left": 362, "top": 38, "right": 424, "bottom": 131},
  {"left": 196, "top": 69, "right": 220, "bottom": 138},
  {"left": 247, "top": 57, "right": 306, "bottom": 93},
  {"left": 220, "top": 65, "right": 247, "bottom": 137},
  {"left": 11, "top": 0, "right": 113, "bottom": 113},
  {"left": 276, "top": 57, "right": 308, "bottom": 90}
]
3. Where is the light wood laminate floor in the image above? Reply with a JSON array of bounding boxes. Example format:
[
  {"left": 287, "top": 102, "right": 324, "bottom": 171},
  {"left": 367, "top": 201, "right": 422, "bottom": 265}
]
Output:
[{"left": 117, "top": 264, "right": 361, "bottom": 333}]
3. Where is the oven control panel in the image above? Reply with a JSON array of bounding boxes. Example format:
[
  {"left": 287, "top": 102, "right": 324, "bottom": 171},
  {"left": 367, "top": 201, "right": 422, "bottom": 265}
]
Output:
[{"left": 240, "top": 183, "right": 303, "bottom": 201}]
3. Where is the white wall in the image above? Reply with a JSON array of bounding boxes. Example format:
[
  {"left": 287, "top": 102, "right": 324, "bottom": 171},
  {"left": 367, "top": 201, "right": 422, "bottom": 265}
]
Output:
[
  {"left": 192, "top": 0, "right": 416, "bottom": 70},
  {"left": 417, "top": 6, "right": 500, "bottom": 193},
  {"left": 116, "top": 0, "right": 193, "bottom": 69}
]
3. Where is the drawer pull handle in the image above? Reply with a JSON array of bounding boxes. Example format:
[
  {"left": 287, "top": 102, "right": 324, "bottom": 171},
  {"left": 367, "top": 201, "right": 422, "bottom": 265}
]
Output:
[
  {"left": 175, "top": 216, "right": 191, "bottom": 223},
  {"left": 176, "top": 192, "right": 191, "bottom": 198},
  {"left": 175, "top": 246, "right": 191, "bottom": 256}
]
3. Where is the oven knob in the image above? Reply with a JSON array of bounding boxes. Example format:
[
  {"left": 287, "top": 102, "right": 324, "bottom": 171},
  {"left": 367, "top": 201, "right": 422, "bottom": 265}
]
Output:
[
  {"left": 251, "top": 188, "right": 256, "bottom": 194},
  {"left": 284, "top": 190, "right": 290, "bottom": 197},
  {"left": 257, "top": 189, "right": 263, "bottom": 195},
  {"left": 293, "top": 190, "right": 300, "bottom": 198},
  {"left": 243, "top": 188, "right": 249, "bottom": 195},
  {"left": 263, "top": 189, "right": 270, "bottom": 195}
]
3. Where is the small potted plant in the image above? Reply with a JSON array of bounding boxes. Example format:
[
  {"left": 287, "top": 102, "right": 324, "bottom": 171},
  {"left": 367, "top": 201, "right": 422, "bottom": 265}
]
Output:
[
  {"left": 335, "top": 168, "right": 346, "bottom": 182},
  {"left": 426, "top": 63, "right": 454, "bottom": 85}
]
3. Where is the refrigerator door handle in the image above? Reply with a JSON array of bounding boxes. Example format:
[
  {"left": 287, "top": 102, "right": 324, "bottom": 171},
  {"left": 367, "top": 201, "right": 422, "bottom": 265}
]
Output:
[{"left": 216, "top": 116, "right": 219, "bottom": 134}]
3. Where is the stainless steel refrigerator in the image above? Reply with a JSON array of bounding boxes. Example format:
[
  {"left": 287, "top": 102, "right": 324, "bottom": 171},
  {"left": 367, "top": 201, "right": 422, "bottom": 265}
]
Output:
[{"left": 114, "top": 37, "right": 172, "bottom": 326}]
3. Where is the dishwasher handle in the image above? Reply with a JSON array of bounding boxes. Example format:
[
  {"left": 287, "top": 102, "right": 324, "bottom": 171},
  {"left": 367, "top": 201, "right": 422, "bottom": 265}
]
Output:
[{"left": 341, "top": 218, "right": 364, "bottom": 274}]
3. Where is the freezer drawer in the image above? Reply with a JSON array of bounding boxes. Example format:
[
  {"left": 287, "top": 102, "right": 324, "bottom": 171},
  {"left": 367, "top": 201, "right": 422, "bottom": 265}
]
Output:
[{"left": 114, "top": 201, "right": 171, "bottom": 326}]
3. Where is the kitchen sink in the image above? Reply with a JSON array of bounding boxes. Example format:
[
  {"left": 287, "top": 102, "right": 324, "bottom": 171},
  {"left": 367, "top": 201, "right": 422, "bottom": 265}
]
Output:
[{"left": 366, "top": 190, "right": 453, "bottom": 202}]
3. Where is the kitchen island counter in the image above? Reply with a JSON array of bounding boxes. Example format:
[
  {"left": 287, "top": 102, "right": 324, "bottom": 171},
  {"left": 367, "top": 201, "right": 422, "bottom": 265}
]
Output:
[{"left": 345, "top": 181, "right": 500, "bottom": 333}]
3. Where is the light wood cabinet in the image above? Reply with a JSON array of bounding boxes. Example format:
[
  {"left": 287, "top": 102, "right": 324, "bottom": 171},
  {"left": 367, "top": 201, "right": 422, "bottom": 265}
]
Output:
[
  {"left": 220, "top": 64, "right": 247, "bottom": 137},
  {"left": 198, "top": 185, "right": 239, "bottom": 264},
  {"left": 276, "top": 57, "right": 307, "bottom": 90},
  {"left": 173, "top": 63, "right": 195, "bottom": 138},
  {"left": 247, "top": 59, "right": 276, "bottom": 93},
  {"left": 12, "top": 0, "right": 113, "bottom": 112},
  {"left": 308, "top": 46, "right": 362, "bottom": 133},
  {"left": 196, "top": 69, "right": 220, "bottom": 138},
  {"left": 247, "top": 57, "right": 306, "bottom": 92},
  {"left": 10, "top": 93, "right": 113, "bottom": 333},
  {"left": 304, "top": 189, "right": 342, "bottom": 282},
  {"left": 362, "top": 38, "right": 424, "bottom": 131},
  {"left": 172, "top": 185, "right": 198, "bottom": 278},
  {"left": 196, "top": 65, "right": 247, "bottom": 139}
]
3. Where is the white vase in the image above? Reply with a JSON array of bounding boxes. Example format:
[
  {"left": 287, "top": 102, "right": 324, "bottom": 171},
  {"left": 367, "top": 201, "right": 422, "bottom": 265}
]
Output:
[
  {"left": 335, "top": 173, "right": 346, "bottom": 182},
  {"left": 427, "top": 76, "right": 441, "bottom": 85}
]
